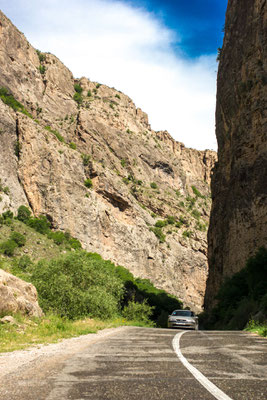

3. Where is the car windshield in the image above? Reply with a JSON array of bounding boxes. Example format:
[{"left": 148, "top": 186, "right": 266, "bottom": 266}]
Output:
[{"left": 172, "top": 310, "right": 195, "bottom": 317}]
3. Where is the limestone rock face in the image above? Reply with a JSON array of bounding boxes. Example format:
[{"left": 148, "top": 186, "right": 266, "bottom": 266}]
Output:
[
  {"left": 0, "top": 269, "right": 43, "bottom": 317},
  {"left": 0, "top": 11, "right": 216, "bottom": 312},
  {"left": 205, "top": 0, "right": 267, "bottom": 309}
]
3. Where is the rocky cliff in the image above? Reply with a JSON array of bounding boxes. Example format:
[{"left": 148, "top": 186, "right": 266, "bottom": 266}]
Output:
[
  {"left": 205, "top": 0, "right": 267, "bottom": 308},
  {"left": 0, "top": 11, "right": 216, "bottom": 312}
]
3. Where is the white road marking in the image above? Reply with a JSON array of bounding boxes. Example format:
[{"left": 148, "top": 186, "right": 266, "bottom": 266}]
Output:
[{"left": 172, "top": 331, "right": 233, "bottom": 400}]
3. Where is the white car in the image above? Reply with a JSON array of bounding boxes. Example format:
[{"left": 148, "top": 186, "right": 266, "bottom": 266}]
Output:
[{"left": 168, "top": 309, "right": 199, "bottom": 330}]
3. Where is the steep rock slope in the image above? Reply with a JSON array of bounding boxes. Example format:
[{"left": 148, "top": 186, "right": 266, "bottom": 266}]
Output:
[
  {"left": 0, "top": 11, "right": 216, "bottom": 312},
  {"left": 206, "top": 0, "right": 267, "bottom": 308}
]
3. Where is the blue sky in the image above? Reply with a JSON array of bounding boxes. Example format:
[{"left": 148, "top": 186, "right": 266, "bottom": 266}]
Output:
[
  {"left": 0, "top": 0, "right": 228, "bottom": 150},
  {"left": 127, "top": 0, "right": 227, "bottom": 57}
]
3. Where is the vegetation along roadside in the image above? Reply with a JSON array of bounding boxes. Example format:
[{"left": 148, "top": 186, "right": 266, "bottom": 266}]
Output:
[{"left": 0, "top": 206, "right": 182, "bottom": 352}]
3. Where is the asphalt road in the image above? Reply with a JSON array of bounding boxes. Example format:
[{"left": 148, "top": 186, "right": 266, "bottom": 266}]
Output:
[{"left": 1, "top": 327, "right": 266, "bottom": 399}]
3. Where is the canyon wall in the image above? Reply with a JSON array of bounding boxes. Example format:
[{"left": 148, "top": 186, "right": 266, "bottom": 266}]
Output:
[{"left": 205, "top": 0, "right": 267, "bottom": 308}]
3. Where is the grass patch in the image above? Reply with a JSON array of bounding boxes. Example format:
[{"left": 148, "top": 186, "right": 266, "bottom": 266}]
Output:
[
  {"left": 0, "top": 314, "right": 154, "bottom": 353},
  {"left": 245, "top": 320, "right": 267, "bottom": 338}
]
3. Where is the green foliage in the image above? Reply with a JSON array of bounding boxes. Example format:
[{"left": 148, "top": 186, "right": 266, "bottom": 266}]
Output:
[
  {"left": 166, "top": 215, "right": 176, "bottom": 225},
  {"left": 191, "top": 185, "right": 204, "bottom": 198},
  {"left": 114, "top": 265, "right": 182, "bottom": 326},
  {"left": 150, "top": 182, "right": 158, "bottom": 189},
  {"left": 115, "top": 94, "right": 121, "bottom": 99},
  {"left": 69, "top": 142, "right": 77, "bottom": 150},
  {"left": 122, "top": 300, "right": 154, "bottom": 324},
  {"left": 121, "top": 159, "right": 126, "bottom": 168},
  {"left": 31, "top": 251, "right": 124, "bottom": 319},
  {"left": 47, "top": 231, "right": 82, "bottom": 249},
  {"left": 196, "top": 221, "right": 207, "bottom": 231},
  {"left": 84, "top": 178, "right": 93, "bottom": 188},
  {"left": 28, "top": 215, "right": 51, "bottom": 234},
  {"left": 16, "top": 255, "right": 34, "bottom": 272},
  {"left": 2, "top": 210, "right": 14, "bottom": 220},
  {"left": 179, "top": 216, "right": 187, "bottom": 225},
  {"left": 36, "top": 49, "right": 46, "bottom": 62},
  {"left": 10, "top": 231, "right": 26, "bottom": 247},
  {"left": 0, "top": 239, "right": 18, "bottom": 256},
  {"left": 87, "top": 90, "right": 92, "bottom": 97},
  {"left": 155, "top": 220, "right": 168, "bottom": 228},
  {"left": 192, "top": 209, "right": 201, "bottom": 220},
  {"left": 245, "top": 320, "right": 267, "bottom": 337},
  {"left": 17, "top": 206, "right": 32, "bottom": 223},
  {"left": 74, "top": 84, "right": 83, "bottom": 94},
  {"left": 44, "top": 126, "right": 65, "bottom": 142},
  {"left": 96, "top": 83, "right": 101, "bottom": 89},
  {"left": 0, "top": 87, "right": 33, "bottom": 118},
  {"left": 186, "top": 195, "right": 196, "bottom": 210},
  {"left": 73, "top": 92, "right": 83, "bottom": 104},
  {"left": 81, "top": 153, "right": 90, "bottom": 166},
  {"left": 202, "top": 248, "right": 267, "bottom": 330},
  {"left": 182, "top": 230, "right": 193, "bottom": 238},
  {"left": 14, "top": 140, "right": 22, "bottom": 157},
  {"left": 38, "top": 65, "right": 46, "bottom": 75},
  {"left": 149, "top": 227, "right": 166, "bottom": 243}
]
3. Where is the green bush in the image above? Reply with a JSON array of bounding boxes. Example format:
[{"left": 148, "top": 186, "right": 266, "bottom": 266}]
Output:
[
  {"left": 38, "top": 65, "right": 46, "bottom": 75},
  {"left": 69, "top": 142, "right": 77, "bottom": 150},
  {"left": 47, "top": 231, "right": 66, "bottom": 245},
  {"left": 17, "top": 205, "right": 31, "bottom": 223},
  {"left": 150, "top": 182, "right": 158, "bottom": 189},
  {"left": 28, "top": 215, "right": 51, "bottom": 234},
  {"left": 150, "top": 227, "right": 166, "bottom": 243},
  {"left": 84, "top": 178, "right": 93, "bottom": 188},
  {"left": 87, "top": 90, "right": 92, "bottom": 97},
  {"left": 2, "top": 210, "right": 13, "bottom": 220},
  {"left": 182, "top": 230, "right": 193, "bottom": 238},
  {"left": 10, "top": 231, "right": 26, "bottom": 247},
  {"left": 155, "top": 220, "right": 168, "bottom": 228},
  {"left": 31, "top": 251, "right": 124, "bottom": 319},
  {"left": 121, "top": 159, "right": 126, "bottom": 168},
  {"left": 73, "top": 92, "right": 83, "bottom": 104},
  {"left": 74, "top": 84, "right": 83, "bottom": 94},
  {"left": 166, "top": 215, "right": 176, "bottom": 225},
  {"left": 81, "top": 154, "right": 90, "bottom": 166},
  {"left": 202, "top": 247, "right": 267, "bottom": 330},
  {"left": 122, "top": 300, "right": 154, "bottom": 323},
  {"left": 0, "top": 239, "right": 18, "bottom": 256},
  {"left": 17, "top": 255, "right": 33, "bottom": 271},
  {"left": 36, "top": 49, "right": 46, "bottom": 62}
]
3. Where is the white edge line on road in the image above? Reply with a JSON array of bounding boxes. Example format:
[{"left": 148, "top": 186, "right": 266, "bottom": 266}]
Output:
[{"left": 172, "top": 331, "right": 233, "bottom": 400}]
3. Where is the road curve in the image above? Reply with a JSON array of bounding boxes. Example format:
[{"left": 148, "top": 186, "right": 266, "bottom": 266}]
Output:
[{"left": 0, "top": 327, "right": 266, "bottom": 399}]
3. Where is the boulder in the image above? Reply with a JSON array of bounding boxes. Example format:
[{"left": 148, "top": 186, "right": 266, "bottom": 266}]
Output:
[{"left": 0, "top": 269, "right": 43, "bottom": 317}]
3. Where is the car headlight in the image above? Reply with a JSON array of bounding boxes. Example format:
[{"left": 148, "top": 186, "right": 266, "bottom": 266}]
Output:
[{"left": 169, "top": 317, "right": 177, "bottom": 322}]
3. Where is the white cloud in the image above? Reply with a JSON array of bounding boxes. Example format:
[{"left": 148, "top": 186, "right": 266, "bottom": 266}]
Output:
[{"left": 1, "top": 0, "right": 217, "bottom": 150}]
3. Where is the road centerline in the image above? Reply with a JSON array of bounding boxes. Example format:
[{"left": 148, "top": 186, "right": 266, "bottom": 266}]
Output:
[{"left": 172, "top": 331, "right": 233, "bottom": 400}]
